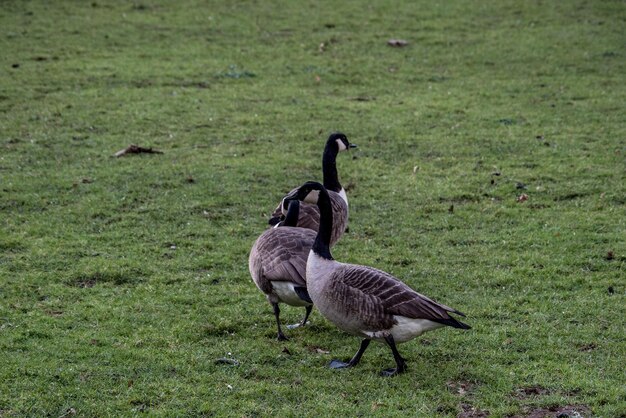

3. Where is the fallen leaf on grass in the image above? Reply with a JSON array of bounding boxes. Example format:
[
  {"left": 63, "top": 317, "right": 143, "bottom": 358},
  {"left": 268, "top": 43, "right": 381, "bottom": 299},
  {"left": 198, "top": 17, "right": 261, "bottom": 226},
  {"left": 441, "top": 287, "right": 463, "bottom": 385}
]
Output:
[
  {"left": 446, "top": 380, "right": 476, "bottom": 397},
  {"left": 307, "top": 346, "right": 330, "bottom": 354},
  {"left": 387, "top": 39, "right": 408, "bottom": 47},
  {"left": 114, "top": 144, "right": 163, "bottom": 157},
  {"left": 371, "top": 402, "right": 386, "bottom": 411},
  {"left": 458, "top": 403, "right": 490, "bottom": 418}
]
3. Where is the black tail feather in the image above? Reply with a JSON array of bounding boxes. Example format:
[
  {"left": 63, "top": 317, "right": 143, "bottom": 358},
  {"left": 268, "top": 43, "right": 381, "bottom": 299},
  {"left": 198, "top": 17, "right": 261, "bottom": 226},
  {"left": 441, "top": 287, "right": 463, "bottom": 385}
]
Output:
[
  {"left": 294, "top": 286, "right": 313, "bottom": 304},
  {"left": 432, "top": 316, "right": 471, "bottom": 330}
]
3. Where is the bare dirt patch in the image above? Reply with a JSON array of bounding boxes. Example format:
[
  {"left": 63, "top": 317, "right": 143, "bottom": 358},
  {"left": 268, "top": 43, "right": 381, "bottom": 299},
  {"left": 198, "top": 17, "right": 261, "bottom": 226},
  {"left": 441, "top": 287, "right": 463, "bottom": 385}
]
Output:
[{"left": 510, "top": 404, "right": 591, "bottom": 418}]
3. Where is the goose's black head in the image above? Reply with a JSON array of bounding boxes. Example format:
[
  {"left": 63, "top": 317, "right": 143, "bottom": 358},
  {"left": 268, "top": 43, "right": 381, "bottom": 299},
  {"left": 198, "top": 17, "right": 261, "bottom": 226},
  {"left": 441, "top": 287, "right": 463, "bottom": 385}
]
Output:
[
  {"left": 327, "top": 132, "right": 357, "bottom": 153},
  {"left": 283, "top": 181, "right": 325, "bottom": 205}
]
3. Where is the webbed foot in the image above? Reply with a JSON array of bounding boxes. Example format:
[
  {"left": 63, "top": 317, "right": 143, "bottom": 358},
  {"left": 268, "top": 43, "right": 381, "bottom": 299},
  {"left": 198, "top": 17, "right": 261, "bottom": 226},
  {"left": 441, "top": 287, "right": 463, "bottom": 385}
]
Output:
[
  {"left": 329, "top": 359, "right": 353, "bottom": 369},
  {"left": 380, "top": 367, "right": 403, "bottom": 377}
]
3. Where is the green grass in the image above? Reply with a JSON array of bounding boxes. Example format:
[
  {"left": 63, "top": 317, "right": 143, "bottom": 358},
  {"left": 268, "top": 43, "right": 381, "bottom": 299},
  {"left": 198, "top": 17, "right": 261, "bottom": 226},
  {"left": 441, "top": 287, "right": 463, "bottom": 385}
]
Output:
[{"left": 1, "top": 0, "right": 625, "bottom": 416}]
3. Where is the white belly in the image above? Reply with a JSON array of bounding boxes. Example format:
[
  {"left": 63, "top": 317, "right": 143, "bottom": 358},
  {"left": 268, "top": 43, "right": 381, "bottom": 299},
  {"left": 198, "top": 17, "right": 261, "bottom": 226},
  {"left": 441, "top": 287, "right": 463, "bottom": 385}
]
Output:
[
  {"left": 365, "top": 316, "right": 443, "bottom": 343},
  {"left": 270, "top": 281, "right": 311, "bottom": 307}
]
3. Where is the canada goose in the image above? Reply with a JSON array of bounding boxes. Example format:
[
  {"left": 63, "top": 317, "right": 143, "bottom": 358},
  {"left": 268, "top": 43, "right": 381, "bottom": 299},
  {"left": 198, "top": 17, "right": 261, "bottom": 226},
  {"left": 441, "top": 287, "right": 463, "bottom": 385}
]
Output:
[
  {"left": 249, "top": 200, "right": 316, "bottom": 340},
  {"left": 284, "top": 182, "right": 471, "bottom": 376},
  {"left": 268, "top": 132, "right": 356, "bottom": 247}
]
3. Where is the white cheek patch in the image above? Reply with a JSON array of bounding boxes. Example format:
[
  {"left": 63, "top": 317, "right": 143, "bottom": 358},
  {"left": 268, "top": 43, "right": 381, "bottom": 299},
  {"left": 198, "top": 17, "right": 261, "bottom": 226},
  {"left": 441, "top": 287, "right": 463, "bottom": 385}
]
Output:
[
  {"left": 335, "top": 139, "right": 348, "bottom": 152},
  {"left": 304, "top": 189, "right": 320, "bottom": 204},
  {"left": 280, "top": 198, "right": 289, "bottom": 216},
  {"left": 338, "top": 188, "right": 348, "bottom": 206}
]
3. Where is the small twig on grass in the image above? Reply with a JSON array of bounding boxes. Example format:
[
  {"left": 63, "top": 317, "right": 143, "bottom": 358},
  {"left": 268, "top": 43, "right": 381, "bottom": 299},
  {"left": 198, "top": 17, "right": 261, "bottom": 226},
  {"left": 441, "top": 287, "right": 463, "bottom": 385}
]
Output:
[
  {"left": 114, "top": 144, "right": 163, "bottom": 157},
  {"left": 214, "top": 358, "right": 239, "bottom": 366}
]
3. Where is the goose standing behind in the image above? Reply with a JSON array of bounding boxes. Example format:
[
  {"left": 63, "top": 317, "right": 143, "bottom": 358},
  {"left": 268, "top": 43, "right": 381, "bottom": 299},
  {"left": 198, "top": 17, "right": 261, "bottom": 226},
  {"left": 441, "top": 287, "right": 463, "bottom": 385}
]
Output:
[
  {"left": 284, "top": 182, "right": 471, "bottom": 376},
  {"left": 268, "top": 132, "right": 356, "bottom": 247},
  {"left": 249, "top": 200, "right": 316, "bottom": 340}
]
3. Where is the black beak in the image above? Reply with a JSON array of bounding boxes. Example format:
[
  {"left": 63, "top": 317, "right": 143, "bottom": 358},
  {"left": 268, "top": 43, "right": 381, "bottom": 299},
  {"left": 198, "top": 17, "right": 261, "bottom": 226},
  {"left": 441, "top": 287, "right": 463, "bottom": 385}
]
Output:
[
  {"left": 283, "top": 189, "right": 299, "bottom": 202},
  {"left": 349, "top": 143, "right": 357, "bottom": 149}
]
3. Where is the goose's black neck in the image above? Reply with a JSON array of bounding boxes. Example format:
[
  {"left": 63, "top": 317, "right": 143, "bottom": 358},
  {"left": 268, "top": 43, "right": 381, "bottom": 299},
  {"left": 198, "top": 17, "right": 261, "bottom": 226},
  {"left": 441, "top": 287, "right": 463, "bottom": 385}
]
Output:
[
  {"left": 312, "top": 187, "right": 334, "bottom": 260},
  {"left": 322, "top": 141, "right": 342, "bottom": 193},
  {"left": 282, "top": 200, "right": 300, "bottom": 227}
]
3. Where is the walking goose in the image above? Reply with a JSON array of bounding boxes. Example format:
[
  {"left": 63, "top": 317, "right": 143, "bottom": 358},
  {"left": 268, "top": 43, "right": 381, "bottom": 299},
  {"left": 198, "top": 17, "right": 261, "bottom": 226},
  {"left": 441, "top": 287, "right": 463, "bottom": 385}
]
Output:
[
  {"left": 283, "top": 181, "right": 471, "bottom": 376},
  {"left": 268, "top": 132, "right": 356, "bottom": 247},
  {"left": 249, "top": 200, "right": 316, "bottom": 340}
]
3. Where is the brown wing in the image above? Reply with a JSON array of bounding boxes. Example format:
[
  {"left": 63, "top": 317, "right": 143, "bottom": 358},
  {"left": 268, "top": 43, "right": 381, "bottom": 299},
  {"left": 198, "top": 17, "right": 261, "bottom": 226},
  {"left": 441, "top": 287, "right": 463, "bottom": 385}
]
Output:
[
  {"left": 333, "top": 264, "right": 468, "bottom": 327},
  {"left": 324, "top": 267, "right": 393, "bottom": 330},
  {"left": 249, "top": 227, "right": 316, "bottom": 295}
]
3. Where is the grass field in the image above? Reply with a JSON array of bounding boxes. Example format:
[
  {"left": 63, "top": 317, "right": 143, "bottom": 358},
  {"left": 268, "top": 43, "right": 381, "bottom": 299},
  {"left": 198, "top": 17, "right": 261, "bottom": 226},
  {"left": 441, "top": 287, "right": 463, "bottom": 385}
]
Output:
[{"left": 1, "top": 0, "right": 625, "bottom": 416}]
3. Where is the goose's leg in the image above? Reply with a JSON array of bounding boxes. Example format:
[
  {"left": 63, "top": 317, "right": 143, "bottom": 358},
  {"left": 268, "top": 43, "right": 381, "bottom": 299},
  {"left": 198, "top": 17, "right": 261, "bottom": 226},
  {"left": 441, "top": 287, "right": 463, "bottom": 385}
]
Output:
[
  {"left": 272, "top": 303, "right": 288, "bottom": 341},
  {"left": 380, "top": 335, "right": 407, "bottom": 376},
  {"left": 330, "top": 339, "right": 371, "bottom": 369},
  {"left": 287, "top": 305, "right": 313, "bottom": 329},
  {"left": 301, "top": 305, "right": 313, "bottom": 326}
]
